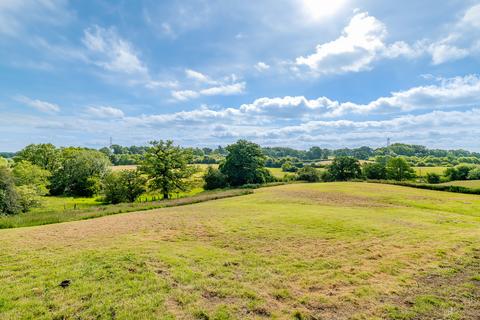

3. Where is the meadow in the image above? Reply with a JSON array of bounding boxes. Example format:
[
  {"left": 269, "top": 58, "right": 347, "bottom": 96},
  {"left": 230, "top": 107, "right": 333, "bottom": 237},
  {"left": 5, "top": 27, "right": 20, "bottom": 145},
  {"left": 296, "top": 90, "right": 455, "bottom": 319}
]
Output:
[
  {"left": 413, "top": 166, "right": 446, "bottom": 176},
  {"left": 440, "top": 180, "right": 480, "bottom": 188},
  {"left": 1, "top": 182, "right": 479, "bottom": 319}
]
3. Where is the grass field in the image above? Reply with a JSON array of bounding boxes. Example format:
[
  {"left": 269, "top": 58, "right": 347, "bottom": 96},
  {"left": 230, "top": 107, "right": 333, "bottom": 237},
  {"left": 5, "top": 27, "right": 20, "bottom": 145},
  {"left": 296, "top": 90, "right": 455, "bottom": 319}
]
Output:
[
  {"left": 440, "top": 180, "right": 480, "bottom": 188},
  {"left": 1, "top": 182, "right": 479, "bottom": 319},
  {"left": 413, "top": 166, "right": 446, "bottom": 176}
]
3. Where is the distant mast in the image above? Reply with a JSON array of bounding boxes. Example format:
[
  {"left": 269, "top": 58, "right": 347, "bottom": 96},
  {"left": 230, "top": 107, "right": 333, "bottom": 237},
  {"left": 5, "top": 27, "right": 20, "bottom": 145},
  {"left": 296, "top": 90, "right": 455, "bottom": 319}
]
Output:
[
  {"left": 109, "top": 136, "right": 113, "bottom": 148},
  {"left": 387, "top": 137, "right": 391, "bottom": 148}
]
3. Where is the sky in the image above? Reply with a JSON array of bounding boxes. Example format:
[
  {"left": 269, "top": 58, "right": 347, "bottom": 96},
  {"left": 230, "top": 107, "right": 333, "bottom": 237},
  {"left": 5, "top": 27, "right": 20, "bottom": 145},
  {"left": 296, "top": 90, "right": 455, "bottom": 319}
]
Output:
[{"left": 1, "top": 0, "right": 480, "bottom": 152}]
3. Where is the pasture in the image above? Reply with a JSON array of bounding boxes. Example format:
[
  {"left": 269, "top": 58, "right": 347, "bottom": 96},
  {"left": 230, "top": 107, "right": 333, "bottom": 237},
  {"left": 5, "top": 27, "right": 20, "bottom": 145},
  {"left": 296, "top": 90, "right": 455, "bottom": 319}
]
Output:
[
  {"left": 440, "top": 180, "right": 480, "bottom": 188},
  {"left": 1, "top": 182, "right": 479, "bottom": 319},
  {"left": 413, "top": 166, "right": 446, "bottom": 176}
]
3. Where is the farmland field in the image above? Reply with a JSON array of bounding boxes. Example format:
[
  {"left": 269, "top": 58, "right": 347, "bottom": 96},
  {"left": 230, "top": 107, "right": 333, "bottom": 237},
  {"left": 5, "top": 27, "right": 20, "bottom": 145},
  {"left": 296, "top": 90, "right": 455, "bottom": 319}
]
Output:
[
  {"left": 1, "top": 182, "right": 479, "bottom": 319},
  {"left": 440, "top": 180, "right": 480, "bottom": 188},
  {"left": 413, "top": 166, "right": 446, "bottom": 176}
]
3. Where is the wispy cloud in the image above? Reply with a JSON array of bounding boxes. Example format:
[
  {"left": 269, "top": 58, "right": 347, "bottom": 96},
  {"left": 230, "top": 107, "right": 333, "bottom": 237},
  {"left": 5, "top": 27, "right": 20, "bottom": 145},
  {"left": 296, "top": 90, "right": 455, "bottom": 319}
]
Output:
[
  {"left": 15, "top": 96, "right": 61, "bottom": 113},
  {"left": 86, "top": 106, "right": 125, "bottom": 119}
]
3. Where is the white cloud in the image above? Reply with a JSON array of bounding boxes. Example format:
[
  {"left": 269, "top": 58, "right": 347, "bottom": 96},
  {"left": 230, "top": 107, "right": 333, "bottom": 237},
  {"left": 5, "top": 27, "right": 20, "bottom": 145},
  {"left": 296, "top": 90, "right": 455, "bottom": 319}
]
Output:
[
  {"left": 83, "top": 26, "right": 148, "bottom": 76},
  {"left": 160, "top": 74, "right": 480, "bottom": 124},
  {"left": 462, "top": 4, "right": 480, "bottom": 28},
  {"left": 295, "top": 12, "right": 416, "bottom": 75},
  {"left": 0, "top": 0, "right": 70, "bottom": 37},
  {"left": 185, "top": 69, "right": 215, "bottom": 84},
  {"left": 255, "top": 62, "right": 270, "bottom": 72},
  {"left": 86, "top": 106, "right": 125, "bottom": 119},
  {"left": 200, "top": 82, "right": 246, "bottom": 96},
  {"left": 172, "top": 70, "right": 246, "bottom": 101},
  {"left": 16, "top": 96, "right": 60, "bottom": 113}
]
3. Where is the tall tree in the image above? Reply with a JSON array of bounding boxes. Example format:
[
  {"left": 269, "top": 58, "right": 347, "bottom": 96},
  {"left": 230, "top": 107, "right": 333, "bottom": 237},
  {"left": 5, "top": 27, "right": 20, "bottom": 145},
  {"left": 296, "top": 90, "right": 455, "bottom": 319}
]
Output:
[
  {"left": 386, "top": 157, "right": 415, "bottom": 181},
  {"left": 15, "top": 143, "right": 59, "bottom": 172},
  {"left": 328, "top": 156, "right": 362, "bottom": 181},
  {"left": 50, "top": 148, "right": 111, "bottom": 196},
  {"left": 0, "top": 167, "right": 20, "bottom": 215},
  {"left": 140, "top": 140, "right": 196, "bottom": 199},
  {"left": 220, "top": 140, "right": 274, "bottom": 186}
]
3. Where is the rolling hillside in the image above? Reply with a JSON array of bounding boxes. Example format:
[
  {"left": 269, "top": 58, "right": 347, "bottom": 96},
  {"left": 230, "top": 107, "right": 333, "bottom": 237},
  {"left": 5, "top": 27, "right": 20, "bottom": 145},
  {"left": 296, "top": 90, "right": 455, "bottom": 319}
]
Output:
[{"left": 1, "top": 183, "right": 479, "bottom": 319}]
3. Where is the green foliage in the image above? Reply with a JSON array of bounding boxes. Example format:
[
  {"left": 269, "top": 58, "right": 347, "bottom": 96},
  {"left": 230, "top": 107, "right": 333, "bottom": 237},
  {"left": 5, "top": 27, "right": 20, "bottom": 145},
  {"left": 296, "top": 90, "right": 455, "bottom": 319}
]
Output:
[
  {"left": 328, "top": 156, "right": 362, "bottom": 181},
  {"left": 362, "top": 162, "right": 387, "bottom": 180},
  {"left": 103, "top": 170, "right": 147, "bottom": 204},
  {"left": 0, "top": 167, "right": 20, "bottom": 215},
  {"left": 281, "top": 161, "right": 297, "bottom": 172},
  {"left": 0, "top": 157, "right": 8, "bottom": 168},
  {"left": 220, "top": 140, "right": 274, "bottom": 186},
  {"left": 386, "top": 157, "right": 415, "bottom": 181},
  {"left": 15, "top": 143, "right": 59, "bottom": 171},
  {"left": 50, "top": 148, "right": 111, "bottom": 197},
  {"left": 296, "top": 165, "right": 320, "bottom": 182},
  {"left": 203, "top": 166, "right": 228, "bottom": 190},
  {"left": 15, "top": 185, "right": 41, "bottom": 212},
  {"left": 139, "top": 140, "right": 196, "bottom": 199},
  {"left": 467, "top": 168, "right": 480, "bottom": 180},
  {"left": 12, "top": 161, "right": 51, "bottom": 195},
  {"left": 444, "top": 164, "right": 478, "bottom": 181},
  {"left": 426, "top": 172, "right": 441, "bottom": 184}
]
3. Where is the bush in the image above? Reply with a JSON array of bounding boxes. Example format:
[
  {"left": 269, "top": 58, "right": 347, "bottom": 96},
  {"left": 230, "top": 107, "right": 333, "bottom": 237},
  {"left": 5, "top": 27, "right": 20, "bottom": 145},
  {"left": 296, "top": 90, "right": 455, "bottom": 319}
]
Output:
[
  {"left": 103, "top": 170, "right": 146, "bottom": 204},
  {"left": 362, "top": 162, "right": 387, "bottom": 180},
  {"left": 203, "top": 166, "right": 228, "bottom": 190},
  {"left": 16, "top": 185, "right": 41, "bottom": 212},
  {"left": 0, "top": 167, "right": 20, "bottom": 215},
  {"left": 296, "top": 165, "right": 320, "bottom": 182},
  {"left": 467, "top": 168, "right": 480, "bottom": 180},
  {"left": 426, "top": 172, "right": 441, "bottom": 184}
]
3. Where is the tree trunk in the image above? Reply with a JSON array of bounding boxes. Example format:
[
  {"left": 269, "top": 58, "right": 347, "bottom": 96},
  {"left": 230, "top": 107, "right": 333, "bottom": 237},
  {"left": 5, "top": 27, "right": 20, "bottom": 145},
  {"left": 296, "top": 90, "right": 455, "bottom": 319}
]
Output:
[{"left": 163, "top": 192, "right": 169, "bottom": 200}]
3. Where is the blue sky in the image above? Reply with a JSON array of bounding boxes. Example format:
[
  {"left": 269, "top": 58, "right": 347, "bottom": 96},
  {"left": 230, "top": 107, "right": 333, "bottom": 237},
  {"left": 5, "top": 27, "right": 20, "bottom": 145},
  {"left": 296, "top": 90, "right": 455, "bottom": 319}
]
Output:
[{"left": 1, "top": 0, "right": 480, "bottom": 151}]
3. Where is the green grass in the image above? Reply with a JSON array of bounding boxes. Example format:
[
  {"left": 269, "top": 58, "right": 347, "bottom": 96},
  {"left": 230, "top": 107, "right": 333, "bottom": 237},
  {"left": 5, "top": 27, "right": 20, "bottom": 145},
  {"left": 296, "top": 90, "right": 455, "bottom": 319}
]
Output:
[
  {"left": 1, "top": 182, "right": 480, "bottom": 319},
  {"left": 440, "top": 180, "right": 480, "bottom": 188},
  {"left": 413, "top": 166, "right": 447, "bottom": 176}
]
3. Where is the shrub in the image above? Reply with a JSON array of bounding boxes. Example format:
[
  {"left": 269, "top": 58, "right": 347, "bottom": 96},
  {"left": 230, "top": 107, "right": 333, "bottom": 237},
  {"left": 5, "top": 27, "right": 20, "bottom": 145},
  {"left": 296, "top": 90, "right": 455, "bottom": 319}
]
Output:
[
  {"left": 362, "top": 162, "right": 387, "bottom": 180},
  {"left": 467, "top": 168, "right": 480, "bottom": 180},
  {"left": 296, "top": 165, "right": 320, "bottom": 182},
  {"left": 103, "top": 170, "right": 146, "bottom": 204},
  {"left": 203, "top": 166, "right": 228, "bottom": 190},
  {"left": 16, "top": 185, "right": 41, "bottom": 212},
  {"left": 0, "top": 167, "right": 20, "bottom": 215},
  {"left": 426, "top": 172, "right": 441, "bottom": 184}
]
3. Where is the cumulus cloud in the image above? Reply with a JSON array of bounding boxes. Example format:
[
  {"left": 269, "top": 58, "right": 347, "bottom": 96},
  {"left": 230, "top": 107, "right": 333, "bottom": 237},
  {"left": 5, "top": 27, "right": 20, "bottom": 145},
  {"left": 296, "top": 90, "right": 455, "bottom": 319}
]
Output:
[
  {"left": 86, "top": 106, "right": 125, "bottom": 119},
  {"left": 16, "top": 96, "right": 60, "bottom": 113},
  {"left": 141, "top": 75, "right": 480, "bottom": 126},
  {"left": 171, "top": 70, "right": 246, "bottom": 101},
  {"left": 294, "top": 5, "right": 480, "bottom": 76},
  {"left": 255, "top": 62, "right": 270, "bottom": 72}
]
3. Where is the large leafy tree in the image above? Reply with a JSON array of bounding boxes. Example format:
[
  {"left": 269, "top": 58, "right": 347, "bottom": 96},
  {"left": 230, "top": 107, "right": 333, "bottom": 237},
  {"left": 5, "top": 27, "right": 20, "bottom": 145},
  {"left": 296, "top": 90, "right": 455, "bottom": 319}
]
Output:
[
  {"left": 220, "top": 140, "right": 274, "bottom": 186},
  {"left": 386, "top": 157, "right": 415, "bottom": 181},
  {"left": 15, "top": 143, "right": 60, "bottom": 172},
  {"left": 12, "top": 161, "right": 51, "bottom": 195},
  {"left": 362, "top": 161, "right": 387, "bottom": 180},
  {"left": 50, "top": 148, "right": 111, "bottom": 196},
  {"left": 140, "top": 140, "right": 196, "bottom": 199},
  {"left": 328, "top": 156, "right": 362, "bottom": 181}
]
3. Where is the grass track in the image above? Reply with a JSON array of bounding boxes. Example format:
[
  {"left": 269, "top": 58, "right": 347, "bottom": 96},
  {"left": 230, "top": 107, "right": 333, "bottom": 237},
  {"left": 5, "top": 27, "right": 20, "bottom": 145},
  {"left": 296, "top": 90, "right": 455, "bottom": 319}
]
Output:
[{"left": 1, "top": 182, "right": 479, "bottom": 319}]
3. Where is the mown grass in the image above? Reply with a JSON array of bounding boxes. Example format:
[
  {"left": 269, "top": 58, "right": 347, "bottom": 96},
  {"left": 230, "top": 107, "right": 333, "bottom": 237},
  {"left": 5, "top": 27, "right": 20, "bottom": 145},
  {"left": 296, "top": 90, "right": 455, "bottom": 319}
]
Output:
[
  {"left": 0, "top": 189, "right": 251, "bottom": 229},
  {"left": 0, "top": 182, "right": 479, "bottom": 319}
]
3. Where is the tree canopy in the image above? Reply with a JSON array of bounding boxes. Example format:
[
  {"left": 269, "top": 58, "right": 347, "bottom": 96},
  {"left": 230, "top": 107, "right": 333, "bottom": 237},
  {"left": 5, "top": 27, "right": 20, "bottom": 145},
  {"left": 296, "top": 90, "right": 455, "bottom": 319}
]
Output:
[
  {"left": 220, "top": 140, "right": 274, "bottom": 186},
  {"left": 139, "top": 140, "right": 196, "bottom": 199}
]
